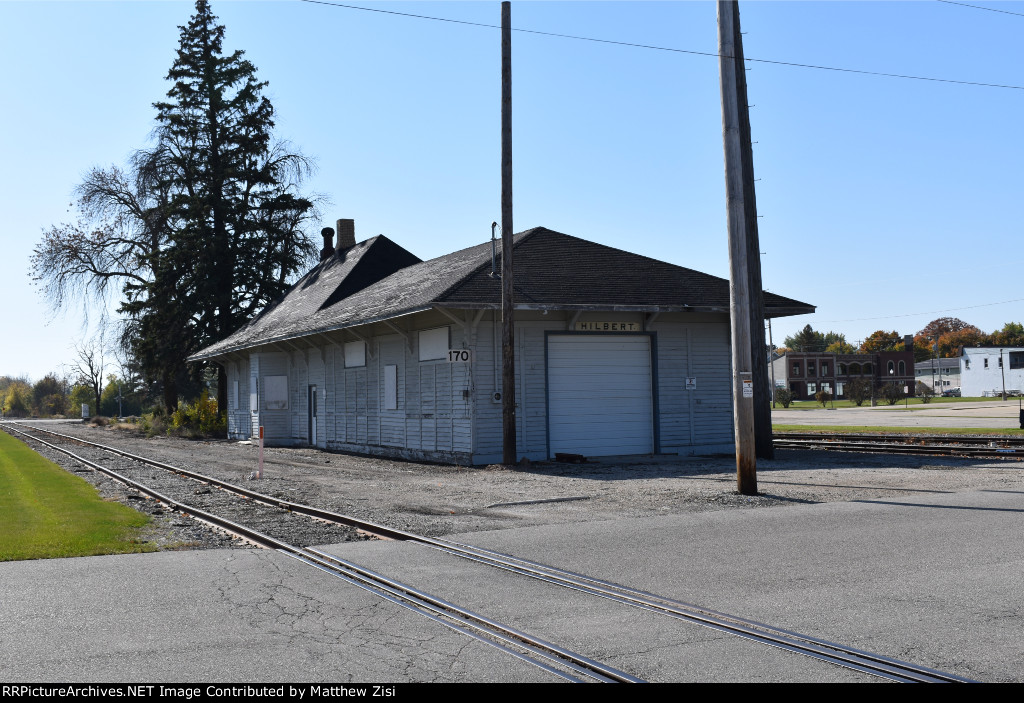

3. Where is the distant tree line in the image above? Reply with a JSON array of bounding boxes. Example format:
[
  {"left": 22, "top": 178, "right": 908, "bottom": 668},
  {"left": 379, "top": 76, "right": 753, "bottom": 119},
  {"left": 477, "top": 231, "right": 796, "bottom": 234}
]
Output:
[{"left": 778, "top": 318, "right": 1024, "bottom": 362}]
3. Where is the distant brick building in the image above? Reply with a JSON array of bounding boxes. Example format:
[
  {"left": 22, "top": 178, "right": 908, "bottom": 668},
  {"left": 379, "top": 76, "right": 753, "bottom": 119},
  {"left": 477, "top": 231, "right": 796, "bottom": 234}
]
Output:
[{"left": 771, "top": 342, "right": 915, "bottom": 401}]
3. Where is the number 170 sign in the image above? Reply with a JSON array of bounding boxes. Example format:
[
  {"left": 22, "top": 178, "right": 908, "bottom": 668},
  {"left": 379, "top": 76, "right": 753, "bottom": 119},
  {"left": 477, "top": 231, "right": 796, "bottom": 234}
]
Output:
[{"left": 447, "top": 349, "right": 474, "bottom": 363}]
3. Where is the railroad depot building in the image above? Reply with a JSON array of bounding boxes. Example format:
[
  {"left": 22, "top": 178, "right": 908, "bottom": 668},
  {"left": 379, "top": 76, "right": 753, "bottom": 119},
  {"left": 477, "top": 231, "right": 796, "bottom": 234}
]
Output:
[{"left": 190, "top": 223, "right": 813, "bottom": 464}]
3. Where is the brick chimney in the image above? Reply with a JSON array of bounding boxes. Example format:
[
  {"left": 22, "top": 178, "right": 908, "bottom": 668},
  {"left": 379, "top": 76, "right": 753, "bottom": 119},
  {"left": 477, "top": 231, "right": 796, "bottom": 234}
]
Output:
[
  {"left": 320, "top": 227, "right": 334, "bottom": 262},
  {"left": 904, "top": 334, "right": 913, "bottom": 352},
  {"left": 335, "top": 219, "right": 356, "bottom": 251}
]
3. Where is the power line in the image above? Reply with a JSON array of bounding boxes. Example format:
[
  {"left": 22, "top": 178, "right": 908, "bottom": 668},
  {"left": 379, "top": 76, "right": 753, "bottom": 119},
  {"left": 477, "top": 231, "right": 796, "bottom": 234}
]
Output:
[
  {"left": 936, "top": 0, "right": 1024, "bottom": 18},
  {"left": 297, "top": 0, "right": 1024, "bottom": 91},
  {"left": 815, "top": 297, "right": 1024, "bottom": 324}
]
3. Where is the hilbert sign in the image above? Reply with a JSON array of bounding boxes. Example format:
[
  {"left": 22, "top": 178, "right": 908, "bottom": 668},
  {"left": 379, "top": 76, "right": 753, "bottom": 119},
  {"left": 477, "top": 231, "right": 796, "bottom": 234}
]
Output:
[{"left": 574, "top": 321, "right": 642, "bottom": 332}]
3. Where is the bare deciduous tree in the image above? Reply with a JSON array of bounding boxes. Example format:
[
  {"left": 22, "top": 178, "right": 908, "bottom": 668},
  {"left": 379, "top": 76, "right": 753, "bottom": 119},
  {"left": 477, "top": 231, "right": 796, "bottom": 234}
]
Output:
[{"left": 69, "top": 333, "right": 108, "bottom": 415}]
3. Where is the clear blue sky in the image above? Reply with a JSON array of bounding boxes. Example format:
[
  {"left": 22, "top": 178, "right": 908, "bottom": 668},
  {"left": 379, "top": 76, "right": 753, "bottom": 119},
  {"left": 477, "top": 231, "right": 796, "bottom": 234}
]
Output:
[{"left": 2, "top": 0, "right": 1022, "bottom": 381}]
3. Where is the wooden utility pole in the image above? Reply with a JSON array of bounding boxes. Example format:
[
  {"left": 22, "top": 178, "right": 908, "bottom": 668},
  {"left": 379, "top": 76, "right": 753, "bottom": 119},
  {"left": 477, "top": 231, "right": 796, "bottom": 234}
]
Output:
[
  {"left": 500, "top": 1, "right": 517, "bottom": 465},
  {"left": 718, "top": 0, "right": 756, "bottom": 494},
  {"left": 730, "top": 1, "right": 773, "bottom": 460}
]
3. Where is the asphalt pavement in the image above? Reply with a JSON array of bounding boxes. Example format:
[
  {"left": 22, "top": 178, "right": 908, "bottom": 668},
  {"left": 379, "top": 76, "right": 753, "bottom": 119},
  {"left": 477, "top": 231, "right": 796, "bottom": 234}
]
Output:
[
  {"left": 773, "top": 399, "right": 1024, "bottom": 429},
  {"left": 2, "top": 486, "right": 1021, "bottom": 682}
]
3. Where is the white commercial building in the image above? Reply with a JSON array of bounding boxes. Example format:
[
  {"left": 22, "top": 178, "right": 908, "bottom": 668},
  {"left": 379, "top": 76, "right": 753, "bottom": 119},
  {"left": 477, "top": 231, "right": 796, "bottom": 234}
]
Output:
[{"left": 959, "top": 347, "right": 1024, "bottom": 397}]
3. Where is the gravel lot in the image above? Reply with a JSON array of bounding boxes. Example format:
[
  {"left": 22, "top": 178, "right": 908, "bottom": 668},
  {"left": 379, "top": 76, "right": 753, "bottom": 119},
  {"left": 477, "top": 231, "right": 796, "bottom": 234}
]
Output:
[{"left": 6, "top": 421, "right": 1024, "bottom": 552}]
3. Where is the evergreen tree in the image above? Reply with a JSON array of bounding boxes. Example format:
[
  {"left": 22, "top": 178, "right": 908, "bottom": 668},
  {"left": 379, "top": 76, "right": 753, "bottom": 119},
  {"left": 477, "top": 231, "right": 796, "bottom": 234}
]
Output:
[
  {"left": 150, "top": 0, "right": 318, "bottom": 411},
  {"left": 784, "top": 324, "right": 826, "bottom": 352},
  {"left": 31, "top": 0, "right": 320, "bottom": 412}
]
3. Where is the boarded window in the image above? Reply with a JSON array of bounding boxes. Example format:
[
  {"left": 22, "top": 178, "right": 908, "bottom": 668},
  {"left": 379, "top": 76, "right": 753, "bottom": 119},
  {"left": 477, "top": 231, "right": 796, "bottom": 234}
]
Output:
[
  {"left": 418, "top": 326, "right": 449, "bottom": 361},
  {"left": 384, "top": 364, "right": 398, "bottom": 410},
  {"left": 264, "top": 375, "right": 288, "bottom": 410},
  {"left": 232, "top": 380, "right": 239, "bottom": 409},
  {"left": 344, "top": 341, "right": 366, "bottom": 368}
]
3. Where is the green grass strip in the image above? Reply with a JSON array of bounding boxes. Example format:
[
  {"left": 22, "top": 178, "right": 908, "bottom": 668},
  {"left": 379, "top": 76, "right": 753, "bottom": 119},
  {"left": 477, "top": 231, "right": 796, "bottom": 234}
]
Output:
[
  {"left": 774, "top": 396, "right": 1006, "bottom": 410},
  {"left": 0, "top": 430, "right": 154, "bottom": 561},
  {"left": 773, "top": 424, "right": 1024, "bottom": 437}
]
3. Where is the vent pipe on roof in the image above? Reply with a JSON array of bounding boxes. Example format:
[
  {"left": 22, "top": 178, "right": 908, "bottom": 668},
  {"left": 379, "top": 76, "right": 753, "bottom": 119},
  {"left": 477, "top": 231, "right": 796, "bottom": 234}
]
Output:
[
  {"left": 490, "top": 222, "right": 499, "bottom": 278},
  {"left": 335, "top": 219, "right": 356, "bottom": 251},
  {"left": 320, "top": 227, "right": 334, "bottom": 262}
]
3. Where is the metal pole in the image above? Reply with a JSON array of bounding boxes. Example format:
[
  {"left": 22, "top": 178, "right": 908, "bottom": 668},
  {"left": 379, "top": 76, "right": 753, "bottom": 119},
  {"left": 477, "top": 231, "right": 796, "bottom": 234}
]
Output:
[
  {"left": 1000, "top": 348, "right": 1006, "bottom": 400},
  {"left": 718, "top": 0, "right": 756, "bottom": 495},
  {"left": 500, "top": 1, "right": 517, "bottom": 466}
]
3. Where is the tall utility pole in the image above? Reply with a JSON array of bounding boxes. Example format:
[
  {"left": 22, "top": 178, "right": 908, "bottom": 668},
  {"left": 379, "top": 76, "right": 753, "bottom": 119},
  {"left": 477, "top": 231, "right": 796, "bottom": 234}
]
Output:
[
  {"left": 500, "top": 1, "right": 517, "bottom": 465},
  {"left": 768, "top": 319, "right": 776, "bottom": 408},
  {"left": 718, "top": 0, "right": 756, "bottom": 495},
  {"left": 730, "top": 1, "right": 773, "bottom": 460}
]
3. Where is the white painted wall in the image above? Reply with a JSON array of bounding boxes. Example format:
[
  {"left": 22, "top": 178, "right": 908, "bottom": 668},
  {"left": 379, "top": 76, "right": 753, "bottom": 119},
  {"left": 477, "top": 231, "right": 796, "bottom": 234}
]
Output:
[
  {"left": 960, "top": 347, "right": 1024, "bottom": 397},
  {"left": 226, "top": 310, "right": 736, "bottom": 463}
]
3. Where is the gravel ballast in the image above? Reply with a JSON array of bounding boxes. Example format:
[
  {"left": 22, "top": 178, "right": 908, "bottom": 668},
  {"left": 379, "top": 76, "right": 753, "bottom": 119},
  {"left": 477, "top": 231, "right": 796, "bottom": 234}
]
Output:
[{"left": 4, "top": 421, "right": 1023, "bottom": 553}]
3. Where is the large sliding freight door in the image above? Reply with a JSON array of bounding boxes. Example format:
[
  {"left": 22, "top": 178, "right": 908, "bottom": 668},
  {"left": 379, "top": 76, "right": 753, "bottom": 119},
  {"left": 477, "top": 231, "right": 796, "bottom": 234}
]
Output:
[{"left": 547, "top": 334, "right": 654, "bottom": 457}]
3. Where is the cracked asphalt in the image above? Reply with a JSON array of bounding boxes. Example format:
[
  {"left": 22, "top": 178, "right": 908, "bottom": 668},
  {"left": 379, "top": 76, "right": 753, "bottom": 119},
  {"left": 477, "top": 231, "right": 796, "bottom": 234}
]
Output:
[{"left": 1, "top": 421, "right": 1022, "bottom": 682}]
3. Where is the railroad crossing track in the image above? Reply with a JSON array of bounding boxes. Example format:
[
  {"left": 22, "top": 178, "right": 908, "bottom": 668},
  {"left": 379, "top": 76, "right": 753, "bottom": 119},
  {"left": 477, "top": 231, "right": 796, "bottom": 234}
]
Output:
[
  {"left": 774, "top": 432, "right": 1024, "bottom": 460},
  {"left": 2, "top": 422, "right": 977, "bottom": 683}
]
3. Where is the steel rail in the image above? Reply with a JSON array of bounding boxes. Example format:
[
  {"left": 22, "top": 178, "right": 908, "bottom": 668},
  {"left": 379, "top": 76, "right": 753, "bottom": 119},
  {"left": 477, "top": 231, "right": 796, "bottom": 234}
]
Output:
[
  {"left": 774, "top": 437, "right": 1023, "bottom": 460},
  {"left": 0, "top": 423, "right": 642, "bottom": 684},
  {"left": 5, "top": 422, "right": 975, "bottom": 682},
  {"left": 775, "top": 432, "right": 1024, "bottom": 447},
  {"left": 406, "top": 543, "right": 971, "bottom": 683}
]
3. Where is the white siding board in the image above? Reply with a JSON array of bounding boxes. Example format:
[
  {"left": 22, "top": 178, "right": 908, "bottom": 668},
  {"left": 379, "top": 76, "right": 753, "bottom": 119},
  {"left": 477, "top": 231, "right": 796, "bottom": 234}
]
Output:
[{"left": 259, "top": 352, "right": 292, "bottom": 444}]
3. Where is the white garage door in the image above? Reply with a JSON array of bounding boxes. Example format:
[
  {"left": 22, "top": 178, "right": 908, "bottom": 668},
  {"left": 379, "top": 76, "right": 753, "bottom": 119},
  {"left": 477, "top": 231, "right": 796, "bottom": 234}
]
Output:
[{"left": 547, "top": 335, "right": 654, "bottom": 457}]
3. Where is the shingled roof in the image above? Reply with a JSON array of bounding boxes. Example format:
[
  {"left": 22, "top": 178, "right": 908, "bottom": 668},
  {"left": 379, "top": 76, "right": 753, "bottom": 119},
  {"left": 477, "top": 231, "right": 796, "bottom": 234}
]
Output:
[{"left": 191, "top": 227, "right": 814, "bottom": 361}]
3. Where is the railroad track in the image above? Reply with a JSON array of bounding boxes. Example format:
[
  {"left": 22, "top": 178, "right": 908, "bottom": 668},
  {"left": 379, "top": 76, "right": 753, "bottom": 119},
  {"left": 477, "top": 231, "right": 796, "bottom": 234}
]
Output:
[
  {"left": 2, "top": 421, "right": 976, "bottom": 683},
  {"left": 774, "top": 432, "right": 1024, "bottom": 460}
]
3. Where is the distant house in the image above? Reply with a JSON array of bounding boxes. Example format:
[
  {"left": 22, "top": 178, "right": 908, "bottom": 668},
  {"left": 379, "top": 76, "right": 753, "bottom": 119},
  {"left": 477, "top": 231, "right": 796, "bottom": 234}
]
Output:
[
  {"left": 959, "top": 347, "right": 1024, "bottom": 397},
  {"left": 914, "top": 358, "right": 961, "bottom": 393},
  {"left": 770, "top": 342, "right": 916, "bottom": 401},
  {"left": 190, "top": 222, "right": 813, "bottom": 463}
]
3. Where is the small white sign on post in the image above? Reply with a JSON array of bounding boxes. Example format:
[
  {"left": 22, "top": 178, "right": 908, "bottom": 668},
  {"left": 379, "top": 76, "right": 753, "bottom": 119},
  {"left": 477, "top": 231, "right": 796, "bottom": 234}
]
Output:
[
  {"left": 447, "top": 349, "right": 474, "bottom": 363},
  {"left": 685, "top": 377, "right": 697, "bottom": 391},
  {"left": 742, "top": 379, "right": 754, "bottom": 398}
]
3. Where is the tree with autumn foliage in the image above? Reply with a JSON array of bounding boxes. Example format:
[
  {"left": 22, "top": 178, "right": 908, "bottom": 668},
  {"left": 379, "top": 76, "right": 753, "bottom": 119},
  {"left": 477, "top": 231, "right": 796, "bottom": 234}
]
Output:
[
  {"left": 825, "top": 338, "right": 856, "bottom": 354},
  {"left": 917, "top": 317, "right": 975, "bottom": 340},
  {"left": 860, "top": 330, "right": 904, "bottom": 353},
  {"left": 990, "top": 322, "right": 1024, "bottom": 347},
  {"left": 936, "top": 326, "right": 986, "bottom": 357}
]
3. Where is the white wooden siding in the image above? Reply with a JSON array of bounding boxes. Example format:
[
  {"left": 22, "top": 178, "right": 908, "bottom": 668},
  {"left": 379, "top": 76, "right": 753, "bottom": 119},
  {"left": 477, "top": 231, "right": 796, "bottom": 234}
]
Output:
[
  {"left": 257, "top": 352, "right": 292, "bottom": 444},
  {"left": 227, "top": 358, "right": 251, "bottom": 439}
]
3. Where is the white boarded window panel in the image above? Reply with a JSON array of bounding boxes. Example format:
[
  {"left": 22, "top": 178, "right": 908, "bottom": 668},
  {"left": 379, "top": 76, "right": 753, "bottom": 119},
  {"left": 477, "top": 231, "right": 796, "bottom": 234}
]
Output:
[
  {"left": 344, "top": 341, "right": 366, "bottom": 368},
  {"left": 232, "top": 380, "right": 239, "bottom": 409},
  {"left": 264, "top": 375, "right": 288, "bottom": 410},
  {"left": 419, "top": 326, "right": 449, "bottom": 361},
  {"left": 547, "top": 335, "right": 653, "bottom": 456},
  {"left": 384, "top": 364, "right": 398, "bottom": 410}
]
